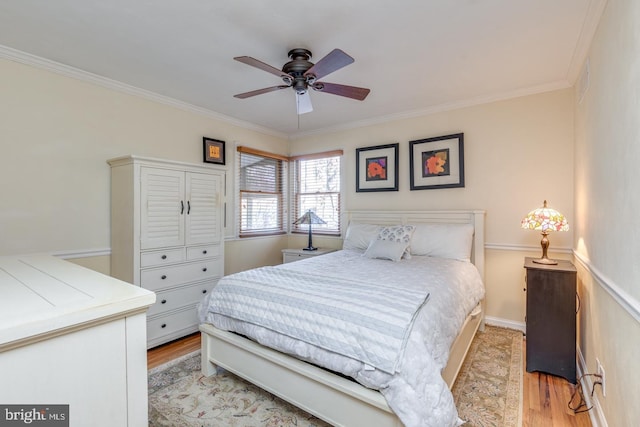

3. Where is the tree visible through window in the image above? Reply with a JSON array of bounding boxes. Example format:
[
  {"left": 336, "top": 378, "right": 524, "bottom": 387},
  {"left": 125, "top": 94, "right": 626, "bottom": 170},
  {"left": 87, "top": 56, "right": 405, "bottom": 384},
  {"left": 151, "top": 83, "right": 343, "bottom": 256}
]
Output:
[{"left": 292, "top": 151, "right": 342, "bottom": 235}]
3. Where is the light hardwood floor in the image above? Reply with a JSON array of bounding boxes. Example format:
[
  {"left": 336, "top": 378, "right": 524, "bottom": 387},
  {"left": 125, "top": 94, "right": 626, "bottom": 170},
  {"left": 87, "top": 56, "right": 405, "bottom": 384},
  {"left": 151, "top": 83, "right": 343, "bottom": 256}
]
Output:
[{"left": 147, "top": 333, "right": 594, "bottom": 426}]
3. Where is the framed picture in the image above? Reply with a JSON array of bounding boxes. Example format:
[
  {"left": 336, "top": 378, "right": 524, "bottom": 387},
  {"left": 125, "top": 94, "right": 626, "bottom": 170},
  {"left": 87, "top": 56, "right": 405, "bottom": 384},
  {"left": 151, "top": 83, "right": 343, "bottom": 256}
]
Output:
[
  {"left": 409, "top": 133, "right": 464, "bottom": 190},
  {"left": 356, "top": 143, "right": 399, "bottom": 192},
  {"left": 203, "top": 137, "right": 225, "bottom": 165}
]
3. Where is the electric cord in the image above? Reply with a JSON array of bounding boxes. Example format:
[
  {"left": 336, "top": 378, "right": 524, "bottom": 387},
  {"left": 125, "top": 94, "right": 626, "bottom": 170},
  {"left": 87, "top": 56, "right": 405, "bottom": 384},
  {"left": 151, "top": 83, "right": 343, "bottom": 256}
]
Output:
[{"left": 568, "top": 373, "right": 602, "bottom": 414}]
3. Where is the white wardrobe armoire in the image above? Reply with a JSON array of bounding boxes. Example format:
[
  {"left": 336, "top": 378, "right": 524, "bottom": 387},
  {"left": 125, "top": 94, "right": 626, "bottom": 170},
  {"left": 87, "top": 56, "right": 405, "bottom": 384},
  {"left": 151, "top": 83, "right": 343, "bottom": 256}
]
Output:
[{"left": 108, "top": 155, "right": 225, "bottom": 348}]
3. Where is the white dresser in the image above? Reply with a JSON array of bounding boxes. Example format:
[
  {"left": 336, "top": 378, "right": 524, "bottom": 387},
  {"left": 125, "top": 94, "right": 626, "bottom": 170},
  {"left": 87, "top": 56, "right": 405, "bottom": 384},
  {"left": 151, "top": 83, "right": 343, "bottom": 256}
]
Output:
[
  {"left": 108, "top": 155, "right": 225, "bottom": 348},
  {"left": 0, "top": 254, "right": 155, "bottom": 427}
]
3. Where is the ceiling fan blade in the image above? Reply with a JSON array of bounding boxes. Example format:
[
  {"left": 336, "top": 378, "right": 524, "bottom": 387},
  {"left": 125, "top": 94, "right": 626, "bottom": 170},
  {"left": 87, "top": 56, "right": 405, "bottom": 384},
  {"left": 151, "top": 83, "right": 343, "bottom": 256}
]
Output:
[
  {"left": 234, "top": 85, "right": 289, "bottom": 99},
  {"left": 304, "top": 49, "right": 354, "bottom": 81},
  {"left": 234, "top": 56, "right": 290, "bottom": 80},
  {"left": 312, "top": 82, "right": 370, "bottom": 101},
  {"left": 296, "top": 91, "right": 313, "bottom": 115}
]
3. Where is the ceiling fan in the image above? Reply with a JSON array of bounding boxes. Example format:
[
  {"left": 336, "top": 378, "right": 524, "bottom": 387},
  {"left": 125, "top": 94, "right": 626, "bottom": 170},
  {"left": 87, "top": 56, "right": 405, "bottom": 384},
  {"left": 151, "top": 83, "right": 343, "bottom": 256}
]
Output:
[{"left": 233, "top": 48, "right": 370, "bottom": 115}]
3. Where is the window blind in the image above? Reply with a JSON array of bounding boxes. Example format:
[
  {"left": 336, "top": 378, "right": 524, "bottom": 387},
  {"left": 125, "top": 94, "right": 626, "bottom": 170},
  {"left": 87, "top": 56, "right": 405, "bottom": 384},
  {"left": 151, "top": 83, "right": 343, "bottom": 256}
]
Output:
[
  {"left": 292, "top": 151, "right": 342, "bottom": 235},
  {"left": 237, "top": 147, "right": 287, "bottom": 237}
]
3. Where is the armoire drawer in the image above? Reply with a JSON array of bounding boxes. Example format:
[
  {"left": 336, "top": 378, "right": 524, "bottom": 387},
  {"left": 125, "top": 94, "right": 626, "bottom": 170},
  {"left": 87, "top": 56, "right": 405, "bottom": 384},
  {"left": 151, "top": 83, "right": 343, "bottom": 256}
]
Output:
[
  {"left": 147, "top": 281, "right": 216, "bottom": 317},
  {"left": 187, "top": 244, "right": 221, "bottom": 260},
  {"left": 140, "top": 260, "right": 221, "bottom": 291},
  {"left": 140, "top": 248, "right": 185, "bottom": 268},
  {"left": 147, "top": 307, "right": 198, "bottom": 342}
]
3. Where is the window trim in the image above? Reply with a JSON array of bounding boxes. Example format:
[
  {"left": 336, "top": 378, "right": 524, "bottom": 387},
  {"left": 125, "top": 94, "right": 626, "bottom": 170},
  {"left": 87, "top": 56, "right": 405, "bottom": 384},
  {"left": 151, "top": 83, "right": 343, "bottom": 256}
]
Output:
[
  {"left": 237, "top": 146, "right": 288, "bottom": 238},
  {"left": 291, "top": 150, "right": 343, "bottom": 237}
]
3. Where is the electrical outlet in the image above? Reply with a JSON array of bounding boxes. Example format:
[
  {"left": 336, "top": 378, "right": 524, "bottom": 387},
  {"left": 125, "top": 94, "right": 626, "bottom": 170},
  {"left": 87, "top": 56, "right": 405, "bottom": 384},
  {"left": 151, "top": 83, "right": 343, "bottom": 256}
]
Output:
[{"left": 596, "top": 358, "right": 606, "bottom": 397}]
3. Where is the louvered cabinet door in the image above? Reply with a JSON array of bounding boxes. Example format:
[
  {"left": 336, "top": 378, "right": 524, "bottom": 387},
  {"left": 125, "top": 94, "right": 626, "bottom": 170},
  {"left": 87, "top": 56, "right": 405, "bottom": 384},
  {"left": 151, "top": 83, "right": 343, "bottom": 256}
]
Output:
[
  {"left": 185, "top": 171, "right": 222, "bottom": 246},
  {"left": 140, "top": 167, "right": 185, "bottom": 250}
]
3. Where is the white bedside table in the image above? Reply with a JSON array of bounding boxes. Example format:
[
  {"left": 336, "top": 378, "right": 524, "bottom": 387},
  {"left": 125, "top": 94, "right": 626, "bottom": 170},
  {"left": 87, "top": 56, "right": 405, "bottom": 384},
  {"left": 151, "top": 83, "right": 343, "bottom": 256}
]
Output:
[{"left": 281, "top": 248, "right": 336, "bottom": 264}]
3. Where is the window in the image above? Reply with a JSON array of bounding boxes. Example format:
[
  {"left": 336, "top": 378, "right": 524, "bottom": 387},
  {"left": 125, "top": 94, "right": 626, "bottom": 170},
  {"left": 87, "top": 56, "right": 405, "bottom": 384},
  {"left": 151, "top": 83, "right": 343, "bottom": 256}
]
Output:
[
  {"left": 292, "top": 150, "right": 343, "bottom": 235},
  {"left": 237, "top": 146, "right": 287, "bottom": 237}
]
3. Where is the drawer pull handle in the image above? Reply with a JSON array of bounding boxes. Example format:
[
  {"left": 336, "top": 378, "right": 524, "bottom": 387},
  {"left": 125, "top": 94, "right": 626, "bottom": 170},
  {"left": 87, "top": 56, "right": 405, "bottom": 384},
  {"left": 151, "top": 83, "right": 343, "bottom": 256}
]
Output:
[
  {"left": 202, "top": 289, "right": 207, "bottom": 294},
  {"left": 161, "top": 299, "right": 167, "bottom": 304},
  {"left": 202, "top": 267, "right": 207, "bottom": 272},
  {"left": 203, "top": 250, "right": 207, "bottom": 254},
  {"left": 161, "top": 255, "right": 167, "bottom": 260},
  {"left": 161, "top": 323, "right": 167, "bottom": 328},
  {"left": 161, "top": 275, "right": 167, "bottom": 280}
]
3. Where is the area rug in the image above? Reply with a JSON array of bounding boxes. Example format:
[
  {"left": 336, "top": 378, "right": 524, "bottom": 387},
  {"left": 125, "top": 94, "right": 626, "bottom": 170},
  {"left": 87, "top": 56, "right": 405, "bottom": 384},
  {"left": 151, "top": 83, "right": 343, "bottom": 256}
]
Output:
[
  {"left": 452, "top": 325, "right": 523, "bottom": 427},
  {"left": 148, "top": 325, "right": 522, "bottom": 427}
]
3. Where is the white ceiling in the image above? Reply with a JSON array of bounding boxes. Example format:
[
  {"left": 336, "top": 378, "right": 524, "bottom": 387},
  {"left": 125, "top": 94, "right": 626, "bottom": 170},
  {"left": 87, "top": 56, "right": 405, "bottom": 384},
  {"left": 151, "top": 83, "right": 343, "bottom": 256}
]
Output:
[{"left": 0, "top": 0, "right": 601, "bottom": 138}]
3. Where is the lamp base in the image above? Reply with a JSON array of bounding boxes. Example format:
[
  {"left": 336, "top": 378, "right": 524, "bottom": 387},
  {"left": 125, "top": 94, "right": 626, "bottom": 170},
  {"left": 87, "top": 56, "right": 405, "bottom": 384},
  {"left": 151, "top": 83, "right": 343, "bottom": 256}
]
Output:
[
  {"left": 532, "top": 257, "right": 558, "bottom": 265},
  {"left": 303, "top": 247, "right": 318, "bottom": 251}
]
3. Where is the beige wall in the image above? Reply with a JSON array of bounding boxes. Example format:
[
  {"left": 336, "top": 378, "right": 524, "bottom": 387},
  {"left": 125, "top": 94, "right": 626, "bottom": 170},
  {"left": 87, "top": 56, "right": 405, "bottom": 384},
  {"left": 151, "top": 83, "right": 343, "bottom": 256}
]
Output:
[
  {"left": 0, "top": 57, "right": 286, "bottom": 260},
  {"left": 573, "top": 0, "right": 640, "bottom": 424},
  {"left": 291, "top": 89, "right": 576, "bottom": 328}
]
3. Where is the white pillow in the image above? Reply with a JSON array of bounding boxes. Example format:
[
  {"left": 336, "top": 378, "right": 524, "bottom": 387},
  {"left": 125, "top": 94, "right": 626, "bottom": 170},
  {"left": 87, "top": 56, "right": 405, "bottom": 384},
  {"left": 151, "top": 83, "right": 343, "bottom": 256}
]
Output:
[
  {"left": 343, "top": 222, "right": 381, "bottom": 251},
  {"left": 363, "top": 238, "right": 408, "bottom": 262},
  {"left": 410, "top": 223, "right": 474, "bottom": 262},
  {"left": 377, "top": 224, "right": 415, "bottom": 259}
]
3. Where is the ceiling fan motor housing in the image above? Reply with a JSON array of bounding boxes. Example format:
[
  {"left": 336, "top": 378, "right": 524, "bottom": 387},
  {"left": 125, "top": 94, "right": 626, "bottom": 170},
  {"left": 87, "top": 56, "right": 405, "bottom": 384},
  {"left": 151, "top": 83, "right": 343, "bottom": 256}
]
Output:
[{"left": 283, "top": 48, "right": 315, "bottom": 94}]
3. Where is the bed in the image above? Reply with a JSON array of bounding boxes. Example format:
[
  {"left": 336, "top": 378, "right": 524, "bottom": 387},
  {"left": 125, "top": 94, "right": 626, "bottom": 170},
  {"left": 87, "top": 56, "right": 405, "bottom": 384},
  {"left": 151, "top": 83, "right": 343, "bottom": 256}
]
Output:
[{"left": 198, "top": 210, "right": 486, "bottom": 427}]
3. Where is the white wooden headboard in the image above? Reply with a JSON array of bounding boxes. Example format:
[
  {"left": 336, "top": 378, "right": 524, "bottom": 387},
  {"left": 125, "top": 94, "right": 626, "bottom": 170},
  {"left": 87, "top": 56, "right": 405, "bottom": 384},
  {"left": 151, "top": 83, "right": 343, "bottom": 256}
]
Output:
[{"left": 344, "top": 210, "right": 486, "bottom": 281}]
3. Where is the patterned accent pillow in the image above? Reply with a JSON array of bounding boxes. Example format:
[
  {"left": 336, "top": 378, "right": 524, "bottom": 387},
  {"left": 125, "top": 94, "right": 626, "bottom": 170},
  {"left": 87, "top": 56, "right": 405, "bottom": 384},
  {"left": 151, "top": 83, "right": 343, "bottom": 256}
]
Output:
[
  {"left": 377, "top": 225, "right": 415, "bottom": 259},
  {"left": 363, "top": 239, "right": 408, "bottom": 262}
]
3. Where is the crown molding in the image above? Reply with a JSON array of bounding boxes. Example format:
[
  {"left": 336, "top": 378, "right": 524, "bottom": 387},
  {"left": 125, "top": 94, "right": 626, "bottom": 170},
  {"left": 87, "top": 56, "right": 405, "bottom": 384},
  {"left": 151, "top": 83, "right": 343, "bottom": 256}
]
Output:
[
  {"left": 0, "top": 44, "right": 287, "bottom": 140},
  {"left": 566, "top": 0, "right": 609, "bottom": 84},
  {"left": 289, "top": 79, "right": 571, "bottom": 140}
]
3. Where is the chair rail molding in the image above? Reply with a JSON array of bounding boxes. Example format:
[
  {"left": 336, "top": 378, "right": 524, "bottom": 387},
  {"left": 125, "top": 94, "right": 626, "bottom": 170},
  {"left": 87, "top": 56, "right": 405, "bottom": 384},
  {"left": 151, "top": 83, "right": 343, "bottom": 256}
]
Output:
[{"left": 573, "top": 251, "right": 640, "bottom": 325}]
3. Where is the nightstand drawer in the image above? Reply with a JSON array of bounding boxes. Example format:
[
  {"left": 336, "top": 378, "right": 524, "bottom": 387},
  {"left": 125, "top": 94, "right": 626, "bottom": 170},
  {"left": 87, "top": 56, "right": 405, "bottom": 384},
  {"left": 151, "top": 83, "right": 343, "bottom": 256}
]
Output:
[
  {"left": 148, "top": 280, "right": 217, "bottom": 317},
  {"left": 281, "top": 248, "right": 335, "bottom": 264},
  {"left": 140, "top": 260, "right": 221, "bottom": 291}
]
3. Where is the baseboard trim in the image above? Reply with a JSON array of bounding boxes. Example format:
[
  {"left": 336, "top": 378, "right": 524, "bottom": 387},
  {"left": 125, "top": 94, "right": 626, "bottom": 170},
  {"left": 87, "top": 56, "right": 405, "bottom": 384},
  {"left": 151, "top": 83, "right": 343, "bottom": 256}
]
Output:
[
  {"left": 577, "top": 348, "right": 608, "bottom": 427},
  {"left": 484, "top": 316, "right": 526, "bottom": 333}
]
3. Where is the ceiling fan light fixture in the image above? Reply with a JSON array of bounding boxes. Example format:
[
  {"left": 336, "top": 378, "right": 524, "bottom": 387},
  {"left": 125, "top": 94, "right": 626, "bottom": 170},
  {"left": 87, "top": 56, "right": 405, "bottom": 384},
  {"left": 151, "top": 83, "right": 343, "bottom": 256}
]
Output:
[{"left": 233, "top": 48, "right": 370, "bottom": 110}]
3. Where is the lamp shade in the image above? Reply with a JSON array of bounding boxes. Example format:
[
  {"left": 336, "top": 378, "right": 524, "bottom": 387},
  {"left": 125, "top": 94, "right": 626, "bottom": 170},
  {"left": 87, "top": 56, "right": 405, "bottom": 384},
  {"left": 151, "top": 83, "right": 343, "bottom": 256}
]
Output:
[
  {"left": 521, "top": 200, "right": 568, "bottom": 264},
  {"left": 293, "top": 210, "right": 327, "bottom": 226},
  {"left": 521, "top": 200, "right": 569, "bottom": 232}
]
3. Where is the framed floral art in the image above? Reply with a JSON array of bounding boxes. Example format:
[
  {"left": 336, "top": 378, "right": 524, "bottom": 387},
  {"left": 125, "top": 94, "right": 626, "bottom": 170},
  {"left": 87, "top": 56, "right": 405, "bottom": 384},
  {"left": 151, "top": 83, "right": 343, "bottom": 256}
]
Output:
[
  {"left": 409, "top": 133, "right": 464, "bottom": 190},
  {"left": 355, "top": 143, "right": 399, "bottom": 192}
]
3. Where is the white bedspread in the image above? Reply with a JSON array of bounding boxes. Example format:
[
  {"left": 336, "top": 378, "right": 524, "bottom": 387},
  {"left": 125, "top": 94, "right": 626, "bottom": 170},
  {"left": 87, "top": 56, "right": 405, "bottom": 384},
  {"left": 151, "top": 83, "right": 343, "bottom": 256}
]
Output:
[
  {"left": 199, "top": 249, "right": 485, "bottom": 427},
  {"left": 207, "top": 267, "right": 430, "bottom": 374}
]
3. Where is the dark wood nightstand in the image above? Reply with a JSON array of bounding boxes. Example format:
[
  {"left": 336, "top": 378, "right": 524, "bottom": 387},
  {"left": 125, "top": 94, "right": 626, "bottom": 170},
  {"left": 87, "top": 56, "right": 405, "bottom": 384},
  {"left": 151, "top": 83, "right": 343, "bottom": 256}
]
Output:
[{"left": 524, "top": 257, "right": 577, "bottom": 383}]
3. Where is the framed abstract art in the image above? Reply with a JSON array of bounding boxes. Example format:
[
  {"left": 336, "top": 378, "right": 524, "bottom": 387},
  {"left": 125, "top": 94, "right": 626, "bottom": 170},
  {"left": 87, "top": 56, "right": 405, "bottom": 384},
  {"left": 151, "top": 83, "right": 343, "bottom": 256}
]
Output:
[
  {"left": 355, "top": 143, "right": 399, "bottom": 192},
  {"left": 203, "top": 137, "right": 225, "bottom": 165},
  {"left": 409, "top": 133, "right": 464, "bottom": 190}
]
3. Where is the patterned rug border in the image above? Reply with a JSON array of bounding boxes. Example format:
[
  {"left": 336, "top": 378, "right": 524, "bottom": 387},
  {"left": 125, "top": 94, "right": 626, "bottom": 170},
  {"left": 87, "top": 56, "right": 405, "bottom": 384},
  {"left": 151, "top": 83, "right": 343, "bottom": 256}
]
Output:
[
  {"left": 148, "top": 349, "right": 201, "bottom": 375},
  {"left": 504, "top": 326, "right": 523, "bottom": 427}
]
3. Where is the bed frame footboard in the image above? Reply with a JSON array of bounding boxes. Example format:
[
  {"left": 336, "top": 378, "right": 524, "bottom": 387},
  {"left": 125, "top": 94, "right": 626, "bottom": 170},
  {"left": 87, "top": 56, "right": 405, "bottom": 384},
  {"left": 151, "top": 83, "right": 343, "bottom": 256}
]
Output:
[{"left": 199, "top": 323, "right": 402, "bottom": 427}]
